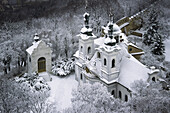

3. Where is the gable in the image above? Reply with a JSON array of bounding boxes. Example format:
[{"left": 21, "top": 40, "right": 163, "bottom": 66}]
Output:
[{"left": 26, "top": 40, "right": 51, "bottom": 55}]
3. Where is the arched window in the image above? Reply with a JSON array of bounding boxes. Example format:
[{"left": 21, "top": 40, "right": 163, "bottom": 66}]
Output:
[
  {"left": 112, "top": 59, "right": 115, "bottom": 68},
  {"left": 88, "top": 47, "right": 91, "bottom": 54},
  {"left": 38, "top": 57, "right": 46, "bottom": 73},
  {"left": 115, "top": 36, "right": 119, "bottom": 43},
  {"left": 80, "top": 46, "right": 83, "bottom": 52},
  {"left": 80, "top": 73, "right": 83, "bottom": 80},
  {"left": 104, "top": 58, "right": 107, "bottom": 66},
  {"left": 152, "top": 77, "right": 155, "bottom": 82},
  {"left": 97, "top": 52, "right": 101, "bottom": 58},
  {"left": 111, "top": 90, "right": 115, "bottom": 96},
  {"left": 29, "top": 57, "right": 31, "bottom": 62},
  {"left": 119, "top": 91, "right": 122, "bottom": 99},
  {"left": 125, "top": 95, "right": 128, "bottom": 102}
]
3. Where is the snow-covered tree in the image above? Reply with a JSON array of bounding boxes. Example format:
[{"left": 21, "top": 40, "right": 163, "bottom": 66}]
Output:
[
  {"left": 0, "top": 74, "right": 57, "bottom": 113},
  {"left": 70, "top": 83, "right": 128, "bottom": 113},
  {"left": 151, "top": 33, "right": 165, "bottom": 55},
  {"left": 129, "top": 80, "right": 170, "bottom": 113},
  {"left": 140, "top": 47, "right": 165, "bottom": 67},
  {"left": 142, "top": 9, "right": 165, "bottom": 55}
]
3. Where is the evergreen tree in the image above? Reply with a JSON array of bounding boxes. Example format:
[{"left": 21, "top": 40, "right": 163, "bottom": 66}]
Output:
[
  {"left": 152, "top": 33, "right": 165, "bottom": 55},
  {"left": 143, "top": 9, "right": 165, "bottom": 55}
]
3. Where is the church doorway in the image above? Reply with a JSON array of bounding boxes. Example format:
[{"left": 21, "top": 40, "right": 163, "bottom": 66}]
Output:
[{"left": 38, "top": 57, "right": 46, "bottom": 73}]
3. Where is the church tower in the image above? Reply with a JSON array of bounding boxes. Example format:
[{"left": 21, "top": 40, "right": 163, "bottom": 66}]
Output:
[
  {"left": 74, "top": 12, "right": 96, "bottom": 82},
  {"left": 78, "top": 12, "right": 96, "bottom": 63},
  {"left": 100, "top": 21, "right": 122, "bottom": 82}
]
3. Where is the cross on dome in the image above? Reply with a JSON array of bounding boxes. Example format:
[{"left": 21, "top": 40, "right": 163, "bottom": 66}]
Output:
[
  {"left": 34, "top": 33, "right": 40, "bottom": 42},
  {"left": 83, "top": 12, "right": 90, "bottom": 28}
]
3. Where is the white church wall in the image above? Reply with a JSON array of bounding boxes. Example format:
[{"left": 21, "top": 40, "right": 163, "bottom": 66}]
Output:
[
  {"left": 28, "top": 41, "right": 51, "bottom": 74},
  {"left": 79, "top": 38, "right": 94, "bottom": 60},
  {"left": 75, "top": 64, "right": 79, "bottom": 81},
  {"left": 117, "top": 84, "right": 131, "bottom": 101}
]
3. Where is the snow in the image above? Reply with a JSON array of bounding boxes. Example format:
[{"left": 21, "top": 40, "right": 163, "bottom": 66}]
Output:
[
  {"left": 118, "top": 55, "right": 150, "bottom": 91},
  {"left": 104, "top": 37, "right": 116, "bottom": 44},
  {"left": 128, "top": 42, "right": 142, "bottom": 50},
  {"left": 165, "top": 38, "right": 170, "bottom": 61},
  {"left": 119, "top": 22, "right": 129, "bottom": 29},
  {"left": 83, "top": 12, "right": 90, "bottom": 18},
  {"left": 52, "top": 58, "right": 75, "bottom": 76},
  {"left": 94, "top": 37, "right": 105, "bottom": 46},
  {"left": 26, "top": 40, "right": 42, "bottom": 55},
  {"left": 104, "top": 22, "right": 121, "bottom": 34},
  {"left": 116, "top": 16, "right": 128, "bottom": 23},
  {"left": 34, "top": 35, "right": 39, "bottom": 40},
  {"left": 131, "top": 51, "right": 144, "bottom": 55},
  {"left": 100, "top": 76, "right": 119, "bottom": 84},
  {"left": 39, "top": 72, "right": 51, "bottom": 81},
  {"left": 47, "top": 74, "right": 78, "bottom": 110},
  {"left": 73, "top": 50, "right": 79, "bottom": 58},
  {"left": 103, "top": 44, "right": 121, "bottom": 52},
  {"left": 148, "top": 66, "right": 159, "bottom": 75},
  {"left": 81, "top": 27, "right": 92, "bottom": 33},
  {"left": 78, "top": 33, "right": 96, "bottom": 40}
]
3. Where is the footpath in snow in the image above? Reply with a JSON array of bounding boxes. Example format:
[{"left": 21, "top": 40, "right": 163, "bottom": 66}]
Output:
[
  {"left": 165, "top": 37, "right": 170, "bottom": 61},
  {"left": 47, "top": 73, "right": 78, "bottom": 110}
]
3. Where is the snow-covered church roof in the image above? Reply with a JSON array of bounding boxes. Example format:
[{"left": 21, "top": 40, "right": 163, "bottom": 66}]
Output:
[
  {"left": 118, "top": 54, "right": 150, "bottom": 91},
  {"left": 83, "top": 40, "right": 150, "bottom": 91},
  {"left": 26, "top": 40, "right": 50, "bottom": 55},
  {"left": 26, "top": 40, "right": 42, "bottom": 55}
]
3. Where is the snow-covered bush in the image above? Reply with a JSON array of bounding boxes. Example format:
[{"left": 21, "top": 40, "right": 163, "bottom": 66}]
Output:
[
  {"left": 52, "top": 58, "right": 75, "bottom": 76},
  {"left": 0, "top": 75, "right": 57, "bottom": 113},
  {"left": 15, "top": 72, "right": 50, "bottom": 91}
]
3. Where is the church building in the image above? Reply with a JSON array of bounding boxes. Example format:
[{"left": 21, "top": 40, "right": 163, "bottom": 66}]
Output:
[
  {"left": 74, "top": 13, "right": 159, "bottom": 101},
  {"left": 26, "top": 33, "right": 52, "bottom": 81}
]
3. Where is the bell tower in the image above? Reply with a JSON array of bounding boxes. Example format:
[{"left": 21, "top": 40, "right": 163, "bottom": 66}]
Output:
[
  {"left": 101, "top": 20, "right": 122, "bottom": 82},
  {"left": 78, "top": 12, "right": 96, "bottom": 63}
]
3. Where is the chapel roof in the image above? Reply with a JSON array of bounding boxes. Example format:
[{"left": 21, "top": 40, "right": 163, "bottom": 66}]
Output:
[{"left": 26, "top": 40, "right": 42, "bottom": 55}]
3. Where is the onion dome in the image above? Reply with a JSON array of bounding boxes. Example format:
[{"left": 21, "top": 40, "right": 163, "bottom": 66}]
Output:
[{"left": 104, "top": 21, "right": 121, "bottom": 46}]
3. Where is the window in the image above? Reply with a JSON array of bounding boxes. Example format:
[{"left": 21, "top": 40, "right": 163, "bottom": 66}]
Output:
[
  {"left": 112, "top": 59, "right": 115, "bottom": 68},
  {"left": 125, "top": 95, "right": 128, "bottom": 102},
  {"left": 152, "top": 77, "right": 155, "bottom": 82},
  {"left": 104, "top": 58, "right": 107, "bottom": 66},
  {"left": 88, "top": 47, "right": 91, "bottom": 54},
  {"left": 29, "top": 57, "right": 31, "bottom": 62},
  {"left": 97, "top": 52, "right": 101, "bottom": 58},
  {"left": 80, "top": 46, "right": 83, "bottom": 52},
  {"left": 119, "top": 91, "right": 122, "bottom": 99},
  {"left": 115, "top": 36, "right": 119, "bottom": 43},
  {"left": 129, "top": 48, "right": 132, "bottom": 52},
  {"left": 111, "top": 90, "right": 115, "bottom": 96},
  {"left": 80, "top": 74, "right": 83, "bottom": 80}
]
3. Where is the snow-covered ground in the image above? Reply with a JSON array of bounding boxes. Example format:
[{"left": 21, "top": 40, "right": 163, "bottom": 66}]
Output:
[
  {"left": 165, "top": 37, "right": 170, "bottom": 61},
  {"left": 47, "top": 73, "right": 78, "bottom": 110}
]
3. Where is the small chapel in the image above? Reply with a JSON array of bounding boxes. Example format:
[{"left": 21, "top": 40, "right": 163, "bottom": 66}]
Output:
[
  {"left": 74, "top": 13, "right": 160, "bottom": 101},
  {"left": 26, "top": 33, "right": 52, "bottom": 81}
]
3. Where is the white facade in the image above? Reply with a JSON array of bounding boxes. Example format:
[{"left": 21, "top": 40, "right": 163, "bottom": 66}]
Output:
[
  {"left": 26, "top": 37, "right": 52, "bottom": 81},
  {"left": 74, "top": 13, "right": 159, "bottom": 101}
]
